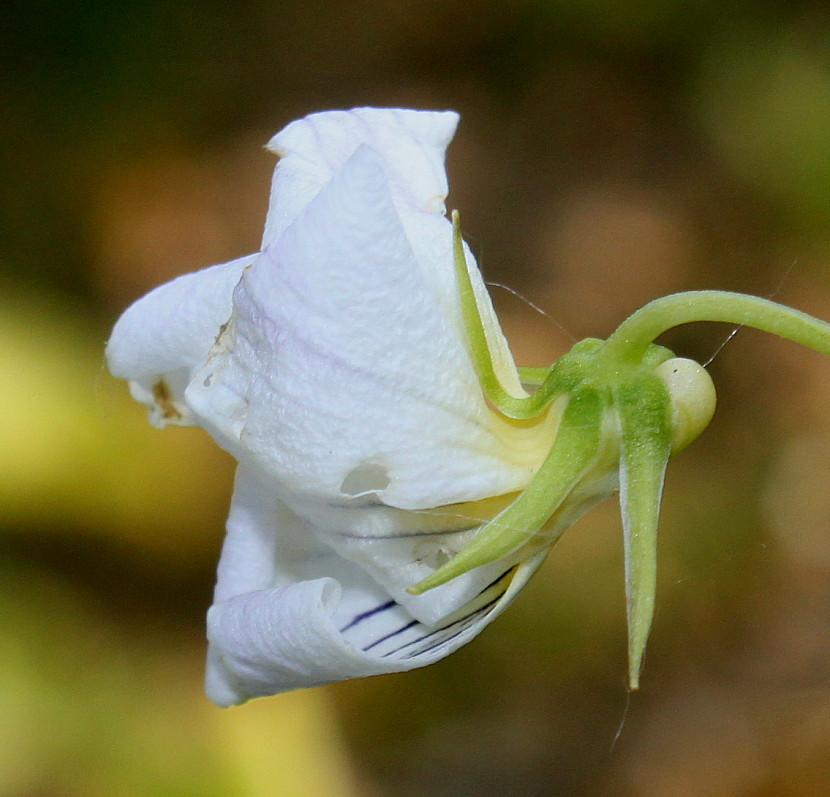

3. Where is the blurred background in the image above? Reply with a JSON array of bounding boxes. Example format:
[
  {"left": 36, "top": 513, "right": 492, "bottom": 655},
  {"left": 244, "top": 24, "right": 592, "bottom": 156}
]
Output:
[{"left": 2, "top": 0, "right": 830, "bottom": 794}]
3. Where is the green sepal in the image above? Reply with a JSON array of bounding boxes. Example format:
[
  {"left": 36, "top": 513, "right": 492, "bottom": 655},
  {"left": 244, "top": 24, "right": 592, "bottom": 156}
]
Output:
[
  {"left": 614, "top": 374, "right": 672, "bottom": 690},
  {"left": 452, "top": 211, "right": 582, "bottom": 419},
  {"left": 408, "top": 387, "right": 604, "bottom": 594}
]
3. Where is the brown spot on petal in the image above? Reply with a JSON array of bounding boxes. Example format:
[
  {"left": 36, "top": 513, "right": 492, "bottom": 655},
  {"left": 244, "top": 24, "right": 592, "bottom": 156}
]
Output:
[{"left": 152, "top": 380, "right": 181, "bottom": 421}]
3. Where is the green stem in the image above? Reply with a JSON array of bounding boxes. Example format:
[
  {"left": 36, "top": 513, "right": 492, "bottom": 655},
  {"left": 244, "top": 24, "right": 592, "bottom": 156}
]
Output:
[{"left": 602, "top": 291, "right": 830, "bottom": 365}]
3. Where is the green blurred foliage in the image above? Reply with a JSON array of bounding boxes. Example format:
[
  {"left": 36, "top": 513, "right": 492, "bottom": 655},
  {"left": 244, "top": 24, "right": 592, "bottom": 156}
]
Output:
[
  {"left": 2, "top": 0, "right": 830, "bottom": 795},
  {"left": 696, "top": 17, "right": 830, "bottom": 232}
]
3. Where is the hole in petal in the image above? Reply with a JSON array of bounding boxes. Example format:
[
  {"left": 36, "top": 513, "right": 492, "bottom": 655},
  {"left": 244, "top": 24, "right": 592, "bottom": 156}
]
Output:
[
  {"left": 340, "top": 463, "right": 390, "bottom": 496},
  {"left": 413, "top": 541, "right": 456, "bottom": 571}
]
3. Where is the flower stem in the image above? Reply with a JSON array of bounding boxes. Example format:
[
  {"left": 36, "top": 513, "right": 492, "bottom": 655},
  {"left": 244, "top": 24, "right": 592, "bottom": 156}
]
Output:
[{"left": 602, "top": 291, "right": 830, "bottom": 365}]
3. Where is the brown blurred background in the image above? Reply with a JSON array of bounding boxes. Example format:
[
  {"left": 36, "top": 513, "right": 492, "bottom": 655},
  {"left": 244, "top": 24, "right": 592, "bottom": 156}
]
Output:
[{"left": 3, "top": 1, "right": 830, "bottom": 794}]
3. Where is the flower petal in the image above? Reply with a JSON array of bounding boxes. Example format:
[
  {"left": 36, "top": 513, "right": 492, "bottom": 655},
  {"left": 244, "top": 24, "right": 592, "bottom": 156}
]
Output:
[
  {"left": 398, "top": 209, "right": 525, "bottom": 398},
  {"left": 186, "top": 145, "right": 554, "bottom": 510},
  {"left": 205, "top": 467, "right": 546, "bottom": 705},
  {"left": 105, "top": 254, "right": 255, "bottom": 426},
  {"left": 262, "top": 107, "right": 458, "bottom": 246},
  {"left": 263, "top": 107, "right": 523, "bottom": 398}
]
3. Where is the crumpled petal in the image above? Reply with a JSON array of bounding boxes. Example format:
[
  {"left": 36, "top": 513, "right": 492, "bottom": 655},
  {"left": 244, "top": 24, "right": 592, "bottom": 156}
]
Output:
[
  {"left": 206, "top": 467, "right": 546, "bottom": 706},
  {"left": 185, "top": 144, "right": 555, "bottom": 510},
  {"left": 263, "top": 107, "right": 522, "bottom": 398},
  {"left": 262, "top": 107, "right": 458, "bottom": 245},
  {"left": 106, "top": 254, "right": 255, "bottom": 426}
]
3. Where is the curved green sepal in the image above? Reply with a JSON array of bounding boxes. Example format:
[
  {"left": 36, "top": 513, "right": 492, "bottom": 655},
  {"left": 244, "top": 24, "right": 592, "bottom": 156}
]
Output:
[
  {"left": 408, "top": 388, "right": 604, "bottom": 594},
  {"left": 451, "top": 210, "right": 529, "bottom": 418},
  {"left": 452, "top": 211, "right": 584, "bottom": 419},
  {"left": 614, "top": 374, "right": 672, "bottom": 690}
]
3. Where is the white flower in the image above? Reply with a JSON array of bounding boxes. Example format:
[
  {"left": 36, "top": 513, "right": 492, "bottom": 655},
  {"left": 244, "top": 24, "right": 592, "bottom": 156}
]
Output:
[
  {"left": 107, "top": 109, "right": 570, "bottom": 705},
  {"left": 108, "top": 108, "right": 729, "bottom": 705}
]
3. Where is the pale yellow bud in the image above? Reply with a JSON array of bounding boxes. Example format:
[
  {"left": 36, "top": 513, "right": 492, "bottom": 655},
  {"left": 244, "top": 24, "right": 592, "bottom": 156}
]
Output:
[{"left": 655, "top": 357, "right": 717, "bottom": 453}]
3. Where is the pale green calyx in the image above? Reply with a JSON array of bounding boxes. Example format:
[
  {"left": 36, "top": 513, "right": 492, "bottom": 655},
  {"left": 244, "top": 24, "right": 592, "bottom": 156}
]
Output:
[{"left": 409, "top": 210, "right": 830, "bottom": 691}]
